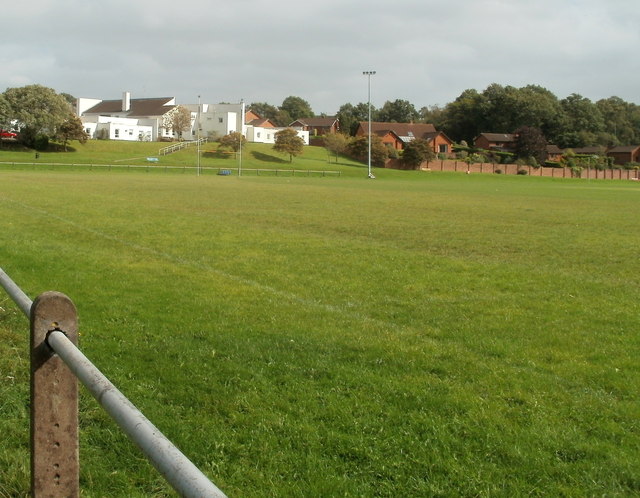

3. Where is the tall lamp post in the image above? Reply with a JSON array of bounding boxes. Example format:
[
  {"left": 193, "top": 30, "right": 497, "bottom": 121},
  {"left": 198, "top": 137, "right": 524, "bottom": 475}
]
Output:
[
  {"left": 363, "top": 71, "right": 376, "bottom": 179},
  {"left": 196, "top": 95, "right": 201, "bottom": 177},
  {"left": 239, "top": 99, "right": 243, "bottom": 177}
]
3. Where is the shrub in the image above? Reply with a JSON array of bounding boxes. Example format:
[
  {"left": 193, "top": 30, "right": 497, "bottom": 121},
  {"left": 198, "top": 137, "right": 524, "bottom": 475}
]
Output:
[
  {"left": 517, "top": 169, "right": 528, "bottom": 175},
  {"left": 495, "top": 168, "right": 503, "bottom": 174},
  {"left": 34, "top": 134, "right": 49, "bottom": 151}
]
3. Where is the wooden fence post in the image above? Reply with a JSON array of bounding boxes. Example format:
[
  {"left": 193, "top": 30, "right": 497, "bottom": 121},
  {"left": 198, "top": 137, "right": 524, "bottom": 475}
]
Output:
[{"left": 30, "top": 291, "right": 79, "bottom": 497}]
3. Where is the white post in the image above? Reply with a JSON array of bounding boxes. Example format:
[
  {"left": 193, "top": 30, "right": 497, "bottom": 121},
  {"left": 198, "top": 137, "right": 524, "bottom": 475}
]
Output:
[{"left": 363, "top": 71, "right": 376, "bottom": 179}]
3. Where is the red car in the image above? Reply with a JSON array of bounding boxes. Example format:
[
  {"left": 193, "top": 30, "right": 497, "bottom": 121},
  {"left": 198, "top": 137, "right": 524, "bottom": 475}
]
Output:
[{"left": 1, "top": 130, "right": 18, "bottom": 139}]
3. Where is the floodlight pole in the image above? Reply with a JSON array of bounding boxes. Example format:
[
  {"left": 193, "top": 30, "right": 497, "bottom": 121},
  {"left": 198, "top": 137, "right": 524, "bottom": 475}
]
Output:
[
  {"left": 197, "top": 95, "right": 201, "bottom": 177},
  {"left": 239, "top": 99, "right": 243, "bottom": 177},
  {"left": 363, "top": 71, "right": 376, "bottom": 179}
]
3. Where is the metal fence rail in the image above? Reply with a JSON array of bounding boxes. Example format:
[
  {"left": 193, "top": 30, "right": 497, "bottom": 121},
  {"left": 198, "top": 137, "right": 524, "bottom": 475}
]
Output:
[{"left": 0, "top": 267, "right": 227, "bottom": 497}]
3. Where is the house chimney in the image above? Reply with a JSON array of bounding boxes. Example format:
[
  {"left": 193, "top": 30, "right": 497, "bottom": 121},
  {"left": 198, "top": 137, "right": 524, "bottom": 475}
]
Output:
[{"left": 122, "top": 91, "right": 131, "bottom": 112}]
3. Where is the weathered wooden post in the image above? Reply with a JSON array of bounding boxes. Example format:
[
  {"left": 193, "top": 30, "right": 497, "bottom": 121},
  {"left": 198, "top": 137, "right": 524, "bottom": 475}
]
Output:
[{"left": 30, "top": 291, "right": 79, "bottom": 497}]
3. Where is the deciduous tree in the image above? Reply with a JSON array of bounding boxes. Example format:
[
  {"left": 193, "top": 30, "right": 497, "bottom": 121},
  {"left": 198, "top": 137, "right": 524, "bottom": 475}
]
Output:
[
  {"left": 249, "top": 102, "right": 279, "bottom": 121},
  {"left": 273, "top": 128, "right": 304, "bottom": 162},
  {"left": 323, "top": 133, "right": 349, "bottom": 163},
  {"left": 377, "top": 99, "right": 419, "bottom": 123},
  {"left": 3, "top": 84, "right": 71, "bottom": 148},
  {"left": 402, "top": 138, "right": 436, "bottom": 169},
  {"left": 514, "top": 126, "right": 547, "bottom": 165},
  {"left": 347, "top": 135, "right": 388, "bottom": 167},
  {"left": 218, "top": 131, "right": 246, "bottom": 157},
  {"left": 56, "top": 114, "right": 88, "bottom": 151},
  {"left": 280, "top": 96, "right": 314, "bottom": 122},
  {"left": 167, "top": 105, "right": 192, "bottom": 140},
  {"left": 336, "top": 102, "right": 372, "bottom": 136}
]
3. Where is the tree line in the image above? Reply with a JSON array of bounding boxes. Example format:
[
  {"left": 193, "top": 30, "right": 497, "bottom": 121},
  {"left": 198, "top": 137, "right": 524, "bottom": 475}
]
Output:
[
  {"left": 250, "top": 85, "right": 640, "bottom": 150},
  {"left": 4, "top": 83, "right": 639, "bottom": 154}
]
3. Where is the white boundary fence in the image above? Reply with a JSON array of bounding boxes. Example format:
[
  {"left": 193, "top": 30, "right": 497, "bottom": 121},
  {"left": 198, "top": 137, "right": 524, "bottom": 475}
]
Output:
[{"left": 0, "top": 267, "right": 226, "bottom": 497}]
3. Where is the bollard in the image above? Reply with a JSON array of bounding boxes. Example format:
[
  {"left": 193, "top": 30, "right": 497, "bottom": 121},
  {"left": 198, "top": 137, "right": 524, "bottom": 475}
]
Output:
[{"left": 30, "top": 291, "right": 79, "bottom": 497}]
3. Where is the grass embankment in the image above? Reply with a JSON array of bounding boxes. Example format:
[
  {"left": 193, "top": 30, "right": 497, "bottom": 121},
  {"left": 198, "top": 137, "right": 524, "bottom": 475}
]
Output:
[
  {"left": 1, "top": 167, "right": 639, "bottom": 496},
  {"left": 0, "top": 139, "right": 371, "bottom": 178}
]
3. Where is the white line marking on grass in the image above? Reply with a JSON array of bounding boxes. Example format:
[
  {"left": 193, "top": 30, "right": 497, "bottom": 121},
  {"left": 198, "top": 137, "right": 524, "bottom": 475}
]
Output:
[{"left": 3, "top": 198, "right": 410, "bottom": 334}]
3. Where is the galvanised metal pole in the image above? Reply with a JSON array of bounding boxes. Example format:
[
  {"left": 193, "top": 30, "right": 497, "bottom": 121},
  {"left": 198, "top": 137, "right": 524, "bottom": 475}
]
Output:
[
  {"left": 0, "top": 267, "right": 32, "bottom": 317},
  {"left": 363, "top": 70, "right": 376, "bottom": 179},
  {"left": 46, "top": 330, "right": 227, "bottom": 498},
  {"left": 197, "top": 95, "right": 201, "bottom": 177}
]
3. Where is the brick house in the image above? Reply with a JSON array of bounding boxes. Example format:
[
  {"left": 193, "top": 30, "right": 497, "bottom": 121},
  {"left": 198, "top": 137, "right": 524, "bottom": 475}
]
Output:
[
  {"left": 607, "top": 145, "right": 640, "bottom": 165},
  {"left": 356, "top": 122, "right": 453, "bottom": 154},
  {"left": 289, "top": 116, "right": 339, "bottom": 136},
  {"left": 474, "top": 133, "right": 517, "bottom": 152}
]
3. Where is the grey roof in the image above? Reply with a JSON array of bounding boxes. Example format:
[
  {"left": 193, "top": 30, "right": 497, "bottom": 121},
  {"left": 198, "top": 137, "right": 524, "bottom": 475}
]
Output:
[{"left": 83, "top": 97, "right": 176, "bottom": 117}]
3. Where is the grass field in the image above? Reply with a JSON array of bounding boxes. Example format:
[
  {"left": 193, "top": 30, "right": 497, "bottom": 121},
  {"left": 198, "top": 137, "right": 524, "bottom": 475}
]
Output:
[{"left": 1, "top": 142, "right": 640, "bottom": 496}]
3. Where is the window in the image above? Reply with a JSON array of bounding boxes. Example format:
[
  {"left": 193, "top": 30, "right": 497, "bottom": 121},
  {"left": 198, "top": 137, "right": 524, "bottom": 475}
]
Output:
[
  {"left": 114, "top": 129, "right": 120, "bottom": 138},
  {"left": 218, "top": 118, "right": 223, "bottom": 123},
  {"left": 257, "top": 132, "right": 261, "bottom": 138},
  {"left": 439, "top": 144, "right": 448, "bottom": 153}
]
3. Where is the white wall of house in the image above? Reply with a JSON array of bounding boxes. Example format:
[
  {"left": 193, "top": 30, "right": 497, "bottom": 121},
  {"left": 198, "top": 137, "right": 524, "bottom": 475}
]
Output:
[
  {"left": 189, "top": 102, "right": 246, "bottom": 141},
  {"left": 76, "top": 98, "right": 102, "bottom": 116},
  {"left": 245, "top": 126, "right": 309, "bottom": 145},
  {"left": 82, "top": 116, "right": 153, "bottom": 141}
]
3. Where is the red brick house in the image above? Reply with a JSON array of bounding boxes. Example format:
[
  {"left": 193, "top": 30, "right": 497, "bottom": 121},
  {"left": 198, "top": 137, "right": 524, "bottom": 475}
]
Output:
[
  {"left": 356, "top": 122, "right": 453, "bottom": 154},
  {"left": 546, "top": 144, "right": 564, "bottom": 162},
  {"left": 607, "top": 145, "right": 640, "bottom": 165},
  {"left": 474, "top": 133, "right": 517, "bottom": 152},
  {"left": 289, "top": 116, "right": 339, "bottom": 136}
]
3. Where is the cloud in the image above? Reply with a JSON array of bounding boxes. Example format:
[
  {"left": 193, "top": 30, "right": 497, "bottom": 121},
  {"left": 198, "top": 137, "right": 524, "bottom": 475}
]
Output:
[{"left": 2, "top": 0, "right": 639, "bottom": 113}]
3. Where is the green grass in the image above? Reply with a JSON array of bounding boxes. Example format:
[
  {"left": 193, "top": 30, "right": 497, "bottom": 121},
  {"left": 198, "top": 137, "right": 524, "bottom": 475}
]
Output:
[
  {"left": 1, "top": 164, "right": 640, "bottom": 496},
  {"left": 0, "top": 139, "right": 369, "bottom": 178}
]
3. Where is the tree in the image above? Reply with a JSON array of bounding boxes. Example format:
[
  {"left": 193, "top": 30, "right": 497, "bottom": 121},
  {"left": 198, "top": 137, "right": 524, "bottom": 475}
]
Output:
[
  {"left": 280, "top": 96, "right": 314, "bottom": 122},
  {"left": 218, "top": 131, "right": 246, "bottom": 157},
  {"left": 56, "top": 114, "right": 88, "bottom": 151},
  {"left": 596, "top": 96, "right": 640, "bottom": 146},
  {"left": 441, "top": 88, "right": 487, "bottom": 143},
  {"left": 0, "top": 94, "right": 10, "bottom": 131},
  {"left": 273, "top": 128, "right": 304, "bottom": 162},
  {"left": 419, "top": 104, "right": 446, "bottom": 128},
  {"left": 336, "top": 102, "right": 373, "bottom": 136},
  {"left": 402, "top": 138, "right": 436, "bottom": 169},
  {"left": 166, "top": 106, "right": 192, "bottom": 140},
  {"left": 514, "top": 126, "right": 547, "bottom": 165},
  {"left": 323, "top": 133, "right": 349, "bottom": 163},
  {"left": 347, "top": 135, "right": 388, "bottom": 167},
  {"left": 377, "top": 99, "right": 419, "bottom": 123},
  {"left": 249, "top": 102, "right": 279, "bottom": 121},
  {"left": 3, "top": 84, "right": 72, "bottom": 148}
]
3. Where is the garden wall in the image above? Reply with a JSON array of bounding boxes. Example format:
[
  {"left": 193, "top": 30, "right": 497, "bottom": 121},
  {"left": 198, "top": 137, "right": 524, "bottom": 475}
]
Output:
[{"left": 385, "top": 158, "right": 640, "bottom": 180}]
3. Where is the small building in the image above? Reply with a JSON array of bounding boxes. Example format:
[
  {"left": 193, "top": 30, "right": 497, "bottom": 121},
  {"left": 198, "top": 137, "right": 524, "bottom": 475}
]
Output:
[
  {"left": 607, "top": 145, "right": 640, "bottom": 165},
  {"left": 78, "top": 92, "right": 177, "bottom": 141},
  {"left": 474, "top": 133, "right": 516, "bottom": 152},
  {"left": 289, "top": 116, "right": 339, "bottom": 136},
  {"left": 546, "top": 144, "right": 564, "bottom": 162},
  {"left": 355, "top": 122, "right": 452, "bottom": 154}
]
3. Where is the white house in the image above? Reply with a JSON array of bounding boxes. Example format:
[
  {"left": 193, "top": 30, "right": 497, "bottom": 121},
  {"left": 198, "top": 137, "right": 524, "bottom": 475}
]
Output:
[
  {"left": 77, "top": 92, "right": 310, "bottom": 145},
  {"left": 77, "top": 92, "right": 177, "bottom": 140}
]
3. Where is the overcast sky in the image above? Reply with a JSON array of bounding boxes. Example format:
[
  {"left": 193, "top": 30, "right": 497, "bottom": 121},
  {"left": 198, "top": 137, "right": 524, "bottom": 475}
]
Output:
[{"left": 2, "top": 0, "right": 639, "bottom": 114}]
